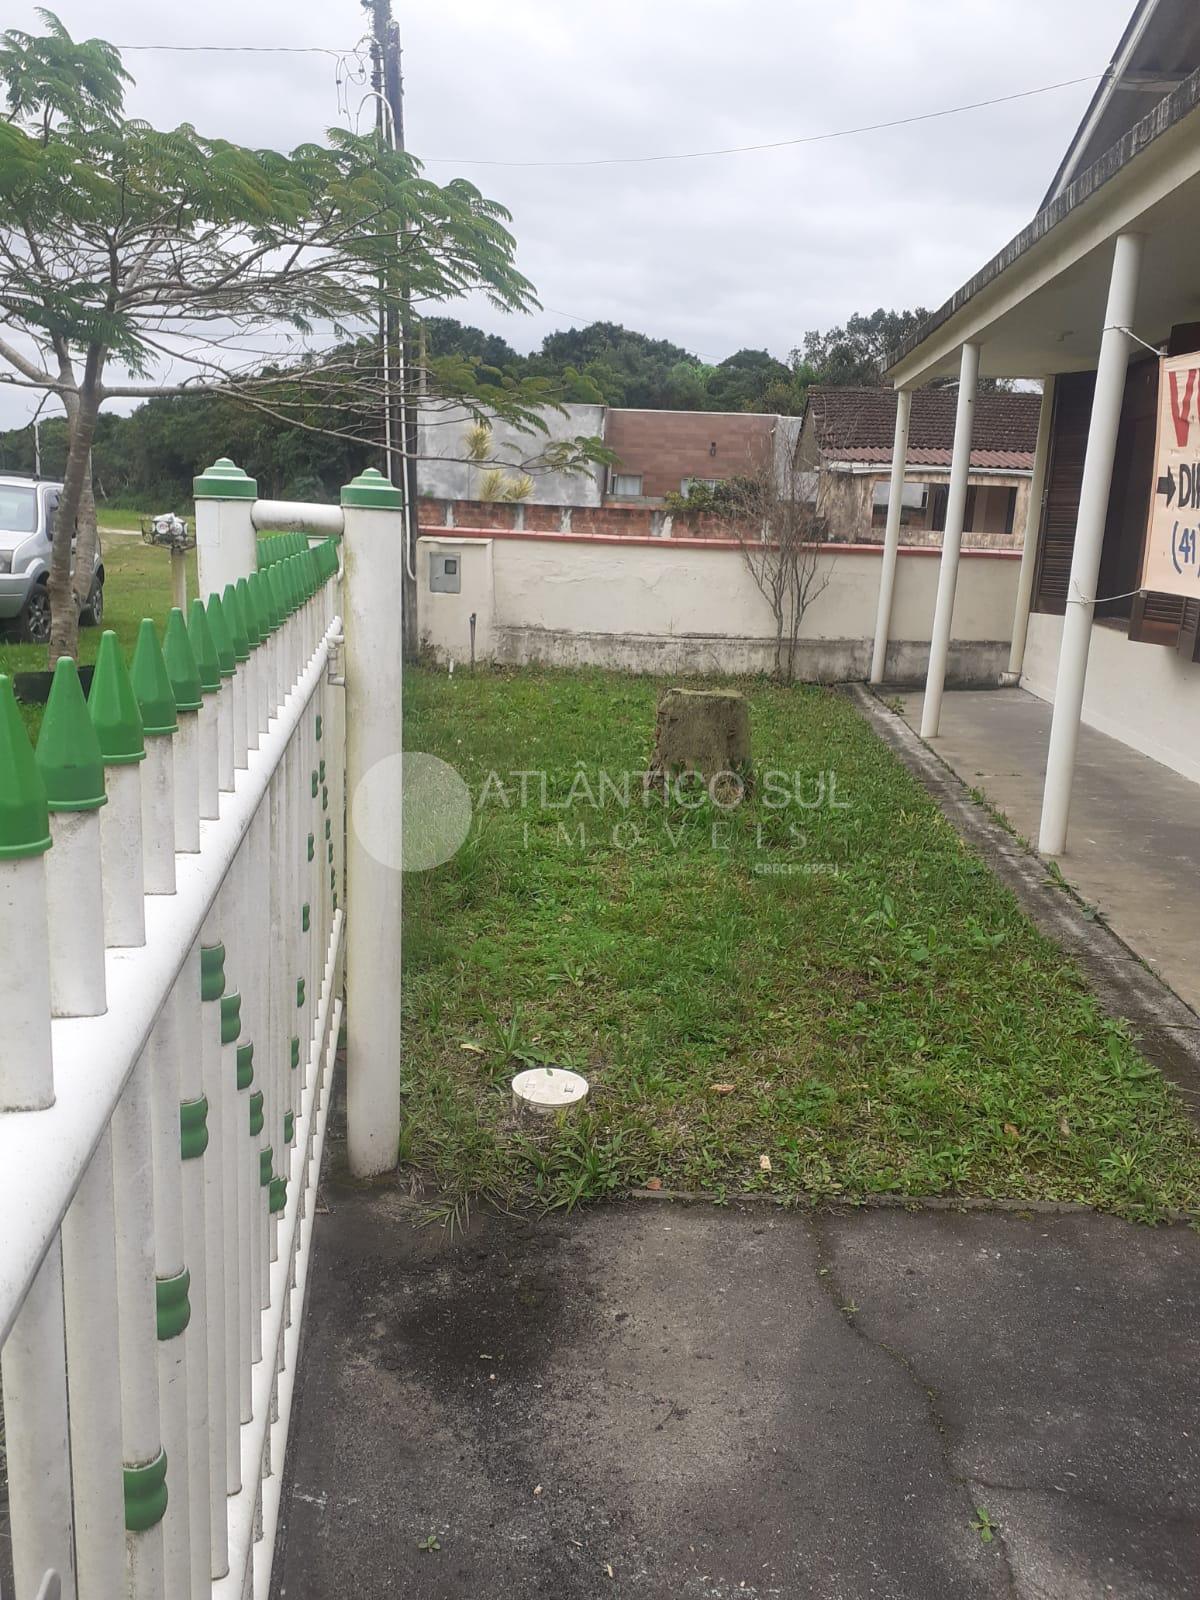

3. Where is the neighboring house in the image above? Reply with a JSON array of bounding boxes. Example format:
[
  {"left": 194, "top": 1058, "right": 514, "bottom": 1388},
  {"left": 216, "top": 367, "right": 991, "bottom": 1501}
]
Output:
[
  {"left": 417, "top": 402, "right": 802, "bottom": 510},
  {"left": 873, "top": 0, "right": 1200, "bottom": 851},
  {"left": 601, "top": 409, "right": 800, "bottom": 503},
  {"left": 417, "top": 402, "right": 607, "bottom": 505},
  {"left": 797, "top": 386, "right": 1042, "bottom": 545}
]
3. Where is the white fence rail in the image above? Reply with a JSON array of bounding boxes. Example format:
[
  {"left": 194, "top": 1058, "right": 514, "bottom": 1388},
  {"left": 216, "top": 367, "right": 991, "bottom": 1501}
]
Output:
[{"left": 0, "top": 461, "right": 403, "bottom": 1600}]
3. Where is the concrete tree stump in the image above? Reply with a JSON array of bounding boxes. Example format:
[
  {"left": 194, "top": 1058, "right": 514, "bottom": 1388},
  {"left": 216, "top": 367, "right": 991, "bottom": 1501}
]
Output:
[{"left": 648, "top": 688, "right": 753, "bottom": 802}]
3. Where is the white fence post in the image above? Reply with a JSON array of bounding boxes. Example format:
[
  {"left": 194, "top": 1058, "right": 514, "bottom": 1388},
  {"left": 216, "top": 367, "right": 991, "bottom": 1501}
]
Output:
[
  {"left": 342, "top": 468, "right": 404, "bottom": 1178},
  {"left": 194, "top": 459, "right": 258, "bottom": 602}
]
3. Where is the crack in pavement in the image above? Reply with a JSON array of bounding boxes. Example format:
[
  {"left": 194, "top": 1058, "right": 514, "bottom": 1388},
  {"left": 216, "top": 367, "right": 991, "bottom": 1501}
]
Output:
[{"left": 807, "top": 1211, "right": 1023, "bottom": 1600}]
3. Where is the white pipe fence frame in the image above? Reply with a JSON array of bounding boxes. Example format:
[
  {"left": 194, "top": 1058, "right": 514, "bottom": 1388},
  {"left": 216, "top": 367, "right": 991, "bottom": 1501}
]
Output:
[{"left": 0, "top": 463, "right": 401, "bottom": 1600}]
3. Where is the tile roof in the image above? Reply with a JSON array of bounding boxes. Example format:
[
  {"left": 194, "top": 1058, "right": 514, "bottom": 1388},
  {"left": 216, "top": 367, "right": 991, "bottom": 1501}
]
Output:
[{"left": 805, "top": 386, "right": 1041, "bottom": 469}]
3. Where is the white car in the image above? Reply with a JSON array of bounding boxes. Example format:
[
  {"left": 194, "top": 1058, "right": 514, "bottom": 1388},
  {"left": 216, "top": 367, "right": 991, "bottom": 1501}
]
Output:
[{"left": 0, "top": 475, "right": 104, "bottom": 643}]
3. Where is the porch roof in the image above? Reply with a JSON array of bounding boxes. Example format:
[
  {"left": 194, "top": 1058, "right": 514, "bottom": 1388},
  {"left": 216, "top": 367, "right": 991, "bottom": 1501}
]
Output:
[{"left": 886, "top": 65, "right": 1200, "bottom": 387}]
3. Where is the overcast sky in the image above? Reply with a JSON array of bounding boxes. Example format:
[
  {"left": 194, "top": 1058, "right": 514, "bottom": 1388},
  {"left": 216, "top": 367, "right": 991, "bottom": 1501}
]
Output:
[{"left": 4, "top": 0, "right": 1133, "bottom": 427}]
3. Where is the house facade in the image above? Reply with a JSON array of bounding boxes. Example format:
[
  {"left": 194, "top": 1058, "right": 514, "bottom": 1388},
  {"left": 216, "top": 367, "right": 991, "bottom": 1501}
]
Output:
[
  {"left": 870, "top": 0, "right": 1200, "bottom": 853},
  {"left": 798, "top": 386, "right": 1041, "bottom": 547}
]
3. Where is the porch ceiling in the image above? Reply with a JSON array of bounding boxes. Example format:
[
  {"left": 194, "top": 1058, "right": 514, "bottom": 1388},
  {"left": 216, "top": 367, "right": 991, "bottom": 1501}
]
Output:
[{"left": 888, "top": 79, "right": 1200, "bottom": 387}]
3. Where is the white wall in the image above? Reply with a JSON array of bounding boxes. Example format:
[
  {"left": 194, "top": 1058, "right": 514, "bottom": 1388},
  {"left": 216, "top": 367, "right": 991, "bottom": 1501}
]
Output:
[
  {"left": 1023, "top": 611, "right": 1200, "bottom": 782},
  {"left": 419, "top": 533, "right": 1019, "bottom": 683},
  {"left": 417, "top": 403, "right": 607, "bottom": 505}
]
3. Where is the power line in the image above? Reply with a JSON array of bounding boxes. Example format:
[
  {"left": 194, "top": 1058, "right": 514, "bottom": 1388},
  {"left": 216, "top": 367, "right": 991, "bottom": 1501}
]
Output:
[
  {"left": 115, "top": 43, "right": 349, "bottom": 56},
  {"left": 424, "top": 72, "right": 1106, "bottom": 169}
]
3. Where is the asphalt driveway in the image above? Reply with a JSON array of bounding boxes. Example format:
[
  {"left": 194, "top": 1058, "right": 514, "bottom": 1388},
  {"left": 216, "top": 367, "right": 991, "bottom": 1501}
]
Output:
[{"left": 273, "top": 1185, "right": 1200, "bottom": 1600}]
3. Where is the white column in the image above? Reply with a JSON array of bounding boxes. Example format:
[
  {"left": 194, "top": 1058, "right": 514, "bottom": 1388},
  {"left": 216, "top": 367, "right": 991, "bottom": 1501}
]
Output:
[
  {"left": 869, "top": 386, "right": 913, "bottom": 685},
  {"left": 193, "top": 460, "right": 258, "bottom": 600},
  {"left": 1039, "top": 232, "right": 1144, "bottom": 855},
  {"left": 1005, "top": 375, "right": 1056, "bottom": 681},
  {"left": 921, "top": 341, "right": 980, "bottom": 738},
  {"left": 343, "top": 471, "right": 404, "bottom": 1177}
]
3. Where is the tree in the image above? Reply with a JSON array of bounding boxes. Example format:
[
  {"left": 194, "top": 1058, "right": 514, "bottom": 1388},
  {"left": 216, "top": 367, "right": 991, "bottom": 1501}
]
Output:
[
  {"left": 0, "top": 13, "right": 603, "bottom": 660},
  {"left": 797, "top": 308, "right": 932, "bottom": 388},
  {"left": 724, "top": 460, "right": 831, "bottom": 682},
  {"left": 705, "top": 348, "right": 792, "bottom": 413}
]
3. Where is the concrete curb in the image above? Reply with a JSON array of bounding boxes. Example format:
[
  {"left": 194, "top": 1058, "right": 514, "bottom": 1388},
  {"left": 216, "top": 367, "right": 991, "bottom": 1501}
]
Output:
[
  {"left": 845, "top": 683, "right": 1200, "bottom": 1122},
  {"left": 626, "top": 1187, "right": 1197, "bottom": 1221}
]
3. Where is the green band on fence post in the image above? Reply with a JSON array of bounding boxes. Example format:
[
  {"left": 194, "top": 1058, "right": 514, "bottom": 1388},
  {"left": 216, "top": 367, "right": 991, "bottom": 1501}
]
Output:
[
  {"left": 322, "top": 784, "right": 328, "bottom": 810},
  {"left": 260, "top": 1147, "right": 273, "bottom": 1187},
  {"left": 155, "top": 1269, "right": 191, "bottom": 1340},
  {"left": 319, "top": 759, "right": 325, "bottom": 783},
  {"left": 315, "top": 714, "right": 322, "bottom": 740},
  {"left": 200, "top": 943, "right": 225, "bottom": 1001},
  {"left": 220, "top": 992, "right": 241, "bottom": 1044},
  {"left": 307, "top": 832, "right": 314, "bottom": 862},
  {"left": 302, "top": 903, "right": 310, "bottom": 932},
  {"left": 236, "top": 1042, "right": 254, "bottom": 1090},
  {"left": 296, "top": 978, "right": 305, "bottom": 1008},
  {"left": 283, "top": 1110, "right": 295, "bottom": 1143},
  {"left": 180, "top": 1097, "right": 209, "bottom": 1160},
  {"left": 269, "top": 1177, "right": 287, "bottom": 1214},
  {"left": 325, "top": 818, "right": 331, "bottom": 840},
  {"left": 249, "top": 1091, "right": 264, "bottom": 1136},
  {"left": 124, "top": 1448, "right": 168, "bottom": 1532},
  {"left": 291, "top": 1036, "right": 300, "bottom": 1070}
]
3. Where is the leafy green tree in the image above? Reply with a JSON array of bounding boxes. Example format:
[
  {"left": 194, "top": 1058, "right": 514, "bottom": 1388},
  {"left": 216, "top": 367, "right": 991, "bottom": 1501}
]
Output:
[
  {"left": 0, "top": 13, "right": 602, "bottom": 659},
  {"left": 704, "top": 349, "right": 793, "bottom": 412},
  {"left": 797, "top": 309, "right": 933, "bottom": 388}
]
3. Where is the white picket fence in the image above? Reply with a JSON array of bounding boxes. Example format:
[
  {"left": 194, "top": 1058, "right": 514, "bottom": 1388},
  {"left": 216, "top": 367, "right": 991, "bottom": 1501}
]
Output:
[{"left": 0, "top": 462, "right": 404, "bottom": 1600}]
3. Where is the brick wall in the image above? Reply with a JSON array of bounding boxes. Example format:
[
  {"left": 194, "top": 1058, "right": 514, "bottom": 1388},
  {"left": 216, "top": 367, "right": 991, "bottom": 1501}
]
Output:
[
  {"left": 418, "top": 497, "right": 1022, "bottom": 549},
  {"left": 603, "top": 409, "right": 776, "bottom": 499}
]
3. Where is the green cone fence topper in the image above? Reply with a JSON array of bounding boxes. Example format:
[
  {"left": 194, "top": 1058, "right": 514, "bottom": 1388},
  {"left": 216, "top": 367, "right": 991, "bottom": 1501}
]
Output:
[
  {"left": 35, "top": 659, "right": 107, "bottom": 814},
  {"left": 124, "top": 1448, "right": 168, "bottom": 1532},
  {"left": 296, "top": 978, "right": 305, "bottom": 1008},
  {"left": 130, "top": 619, "right": 179, "bottom": 738},
  {"left": 206, "top": 592, "right": 236, "bottom": 678},
  {"left": 249, "top": 1091, "right": 264, "bottom": 1137},
  {"left": 88, "top": 632, "right": 146, "bottom": 767},
  {"left": 237, "top": 576, "right": 261, "bottom": 648},
  {"left": 220, "top": 992, "right": 241, "bottom": 1045},
  {"left": 180, "top": 1096, "right": 209, "bottom": 1160},
  {"left": 290, "top": 1037, "right": 300, "bottom": 1070},
  {"left": 163, "top": 608, "right": 203, "bottom": 712},
  {"left": 283, "top": 1110, "right": 294, "bottom": 1144},
  {"left": 187, "top": 599, "right": 222, "bottom": 695},
  {"left": 260, "top": 1148, "right": 273, "bottom": 1187},
  {"left": 269, "top": 1177, "right": 287, "bottom": 1214},
  {"left": 200, "top": 943, "right": 225, "bottom": 1001},
  {"left": 155, "top": 1269, "right": 190, "bottom": 1340},
  {"left": 237, "top": 1042, "right": 254, "bottom": 1091},
  {"left": 0, "top": 675, "right": 51, "bottom": 859},
  {"left": 222, "top": 584, "right": 250, "bottom": 663}
]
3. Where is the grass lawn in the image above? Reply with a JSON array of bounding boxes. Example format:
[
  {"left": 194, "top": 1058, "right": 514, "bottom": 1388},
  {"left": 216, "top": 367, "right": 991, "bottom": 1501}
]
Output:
[
  {"left": 0, "top": 532, "right": 196, "bottom": 738},
  {"left": 402, "top": 666, "right": 1200, "bottom": 1221}
]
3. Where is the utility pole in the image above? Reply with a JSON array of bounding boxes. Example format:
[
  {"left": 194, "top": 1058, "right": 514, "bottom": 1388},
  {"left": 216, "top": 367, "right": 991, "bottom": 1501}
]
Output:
[{"left": 367, "top": 0, "right": 419, "bottom": 662}]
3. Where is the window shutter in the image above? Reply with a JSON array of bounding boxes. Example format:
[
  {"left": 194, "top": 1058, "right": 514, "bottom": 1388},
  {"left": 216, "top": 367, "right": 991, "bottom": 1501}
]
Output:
[
  {"left": 1176, "top": 599, "right": 1200, "bottom": 662},
  {"left": 1033, "top": 372, "right": 1094, "bottom": 614}
]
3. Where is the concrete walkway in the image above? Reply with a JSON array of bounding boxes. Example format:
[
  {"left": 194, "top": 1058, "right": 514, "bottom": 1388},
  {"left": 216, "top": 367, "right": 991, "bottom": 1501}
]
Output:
[
  {"left": 889, "top": 687, "right": 1200, "bottom": 1015},
  {"left": 273, "top": 1181, "right": 1200, "bottom": 1600}
]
